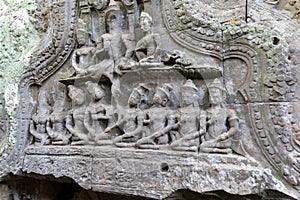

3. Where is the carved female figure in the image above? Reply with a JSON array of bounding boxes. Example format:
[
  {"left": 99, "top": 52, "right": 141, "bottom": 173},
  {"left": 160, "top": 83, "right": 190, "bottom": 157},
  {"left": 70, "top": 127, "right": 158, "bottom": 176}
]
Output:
[
  {"left": 47, "top": 113, "right": 70, "bottom": 145},
  {"left": 66, "top": 86, "right": 89, "bottom": 145}
]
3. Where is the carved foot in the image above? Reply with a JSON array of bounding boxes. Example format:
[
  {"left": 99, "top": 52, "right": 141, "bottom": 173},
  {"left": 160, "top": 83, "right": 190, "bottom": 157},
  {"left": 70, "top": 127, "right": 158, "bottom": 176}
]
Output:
[
  {"left": 96, "top": 139, "right": 113, "bottom": 146},
  {"left": 52, "top": 140, "right": 69, "bottom": 145},
  {"left": 171, "top": 145, "right": 198, "bottom": 152},
  {"left": 112, "top": 135, "right": 123, "bottom": 144},
  {"left": 200, "top": 147, "right": 232, "bottom": 154},
  {"left": 136, "top": 137, "right": 154, "bottom": 146},
  {"left": 71, "top": 138, "right": 89, "bottom": 145},
  {"left": 71, "top": 141, "right": 85, "bottom": 145},
  {"left": 95, "top": 133, "right": 110, "bottom": 143},
  {"left": 114, "top": 142, "right": 136, "bottom": 148},
  {"left": 137, "top": 144, "right": 159, "bottom": 150},
  {"left": 51, "top": 135, "right": 71, "bottom": 145},
  {"left": 212, "top": 148, "right": 232, "bottom": 154},
  {"left": 35, "top": 137, "right": 50, "bottom": 146}
]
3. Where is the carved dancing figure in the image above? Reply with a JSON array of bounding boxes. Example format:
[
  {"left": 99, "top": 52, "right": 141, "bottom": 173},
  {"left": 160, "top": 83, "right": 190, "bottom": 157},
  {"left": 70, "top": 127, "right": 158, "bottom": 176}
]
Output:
[
  {"left": 66, "top": 86, "right": 89, "bottom": 145},
  {"left": 136, "top": 84, "right": 179, "bottom": 149},
  {"left": 135, "top": 12, "right": 161, "bottom": 63},
  {"left": 84, "top": 81, "right": 112, "bottom": 145},
  {"left": 200, "top": 79, "right": 239, "bottom": 154},
  {"left": 171, "top": 80, "right": 202, "bottom": 152},
  {"left": 29, "top": 90, "right": 50, "bottom": 145}
]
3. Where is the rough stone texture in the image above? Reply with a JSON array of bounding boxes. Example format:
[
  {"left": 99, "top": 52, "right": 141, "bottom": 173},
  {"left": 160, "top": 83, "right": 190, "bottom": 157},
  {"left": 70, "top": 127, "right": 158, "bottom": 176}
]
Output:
[
  {"left": 0, "top": 0, "right": 300, "bottom": 199},
  {"left": 23, "top": 146, "right": 292, "bottom": 198}
]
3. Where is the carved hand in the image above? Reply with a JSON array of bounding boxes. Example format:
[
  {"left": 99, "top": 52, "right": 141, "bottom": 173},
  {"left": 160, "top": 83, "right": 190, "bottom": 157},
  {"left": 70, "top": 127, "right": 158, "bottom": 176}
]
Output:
[
  {"left": 136, "top": 136, "right": 153, "bottom": 146},
  {"left": 217, "top": 132, "right": 228, "bottom": 141},
  {"left": 29, "top": 120, "right": 36, "bottom": 134}
]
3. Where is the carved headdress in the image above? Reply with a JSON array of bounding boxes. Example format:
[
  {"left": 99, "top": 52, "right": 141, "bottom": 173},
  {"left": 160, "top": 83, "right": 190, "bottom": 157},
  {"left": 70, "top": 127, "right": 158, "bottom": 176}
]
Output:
[
  {"left": 68, "top": 85, "right": 85, "bottom": 101},
  {"left": 156, "top": 84, "right": 172, "bottom": 99},
  {"left": 208, "top": 79, "right": 227, "bottom": 93},
  {"left": 140, "top": 12, "right": 153, "bottom": 24},
  {"left": 180, "top": 79, "right": 199, "bottom": 107},
  {"left": 76, "top": 18, "right": 88, "bottom": 36},
  {"left": 180, "top": 79, "right": 198, "bottom": 93}
]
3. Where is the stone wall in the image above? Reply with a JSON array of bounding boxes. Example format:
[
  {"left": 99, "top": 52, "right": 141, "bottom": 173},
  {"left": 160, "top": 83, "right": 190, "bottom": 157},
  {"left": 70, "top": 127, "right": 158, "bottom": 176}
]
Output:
[{"left": 0, "top": 0, "right": 299, "bottom": 199}]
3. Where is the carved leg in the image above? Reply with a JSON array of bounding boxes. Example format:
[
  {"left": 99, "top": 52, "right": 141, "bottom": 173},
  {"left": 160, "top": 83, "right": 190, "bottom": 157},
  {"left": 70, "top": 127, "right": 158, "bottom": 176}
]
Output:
[
  {"left": 212, "top": 148, "right": 232, "bottom": 154},
  {"left": 39, "top": 135, "right": 50, "bottom": 146},
  {"left": 171, "top": 145, "right": 198, "bottom": 152},
  {"left": 137, "top": 144, "right": 159, "bottom": 150},
  {"left": 95, "top": 133, "right": 113, "bottom": 145},
  {"left": 200, "top": 139, "right": 232, "bottom": 154},
  {"left": 171, "top": 137, "right": 198, "bottom": 152},
  {"left": 113, "top": 130, "right": 140, "bottom": 144},
  {"left": 70, "top": 131, "right": 89, "bottom": 145},
  {"left": 136, "top": 136, "right": 155, "bottom": 146}
]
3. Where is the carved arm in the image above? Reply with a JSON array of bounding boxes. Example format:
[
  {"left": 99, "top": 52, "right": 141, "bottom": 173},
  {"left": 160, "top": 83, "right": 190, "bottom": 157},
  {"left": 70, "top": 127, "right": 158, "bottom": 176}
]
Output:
[{"left": 217, "top": 118, "right": 239, "bottom": 141}]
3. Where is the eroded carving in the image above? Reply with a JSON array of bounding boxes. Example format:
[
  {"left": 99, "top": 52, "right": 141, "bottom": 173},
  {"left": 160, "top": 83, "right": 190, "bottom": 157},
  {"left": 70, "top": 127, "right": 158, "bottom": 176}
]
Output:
[
  {"left": 66, "top": 86, "right": 89, "bottom": 145},
  {"left": 84, "top": 81, "right": 112, "bottom": 145},
  {"left": 29, "top": 90, "right": 50, "bottom": 145},
  {"left": 170, "top": 80, "right": 200, "bottom": 152},
  {"left": 46, "top": 83, "right": 70, "bottom": 145},
  {"left": 15, "top": 0, "right": 300, "bottom": 198},
  {"left": 135, "top": 12, "right": 161, "bottom": 63},
  {"left": 199, "top": 79, "right": 242, "bottom": 155},
  {"left": 136, "top": 83, "right": 179, "bottom": 149}
]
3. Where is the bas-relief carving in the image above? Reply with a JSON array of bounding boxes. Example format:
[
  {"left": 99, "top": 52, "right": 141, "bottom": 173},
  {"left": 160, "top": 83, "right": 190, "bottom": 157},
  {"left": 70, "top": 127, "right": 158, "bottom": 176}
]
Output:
[{"left": 1, "top": 0, "right": 299, "bottom": 199}]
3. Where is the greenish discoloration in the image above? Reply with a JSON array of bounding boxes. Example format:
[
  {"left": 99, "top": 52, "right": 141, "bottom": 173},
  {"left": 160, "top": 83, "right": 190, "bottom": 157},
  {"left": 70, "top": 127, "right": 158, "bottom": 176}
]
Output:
[
  {"left": 0, "top": 0, "right": 40, "bottom": 158},
  {"left": 0, "top": 0, "right": 40, "bottom": 95}
]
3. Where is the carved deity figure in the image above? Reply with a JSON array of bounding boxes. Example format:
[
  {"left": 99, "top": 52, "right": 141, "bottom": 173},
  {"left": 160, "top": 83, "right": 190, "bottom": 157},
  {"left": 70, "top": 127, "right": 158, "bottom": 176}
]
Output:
[
  {"left": 136, "top": 84, "right": 179, "bottom": 149},
  {"left": 29, "top": 90, "right": 50, "bottom": 145},
  {"left": 46, "top": 84, "right": 71, "bottom": 145},
  {"left": 74, "top": 9, "right": 131, "bottom": 81},
  {"left": 66, "top": 86, "right": 89, "bottom": 145},
  {"left": 171, "top": 80, "right": 201, "bottom": 152},
  {"left": 71, "top": 19, "right": 96, "bottom": 76},
  {"left": 135, "top": 12, "right": 161, "bottom": 63},
  {"left": 108, "top": 84, "right": 151, "bottom": 147},
  {"left": 200, "top": 79, "right": 239, "bottom": 154},
  {"left": 84, "top": 81, "right": 112, "bottom": 145}
]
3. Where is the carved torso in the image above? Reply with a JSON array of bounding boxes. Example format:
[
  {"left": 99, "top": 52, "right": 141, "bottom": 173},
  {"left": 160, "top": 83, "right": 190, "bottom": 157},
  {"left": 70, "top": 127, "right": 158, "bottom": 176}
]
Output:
[{"left": 178, "top": 107, "right": 199, "bottom": 135}]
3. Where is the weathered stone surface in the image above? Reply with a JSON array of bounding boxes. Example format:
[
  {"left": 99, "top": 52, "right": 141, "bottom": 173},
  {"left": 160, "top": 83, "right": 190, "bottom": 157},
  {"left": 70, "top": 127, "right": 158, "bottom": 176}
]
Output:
[
  {"left": 0, "top": 0, "right": 300, "bottom": 199},
  {"left": 23, "top": 146, "right": 296, "bottom": 198}
]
